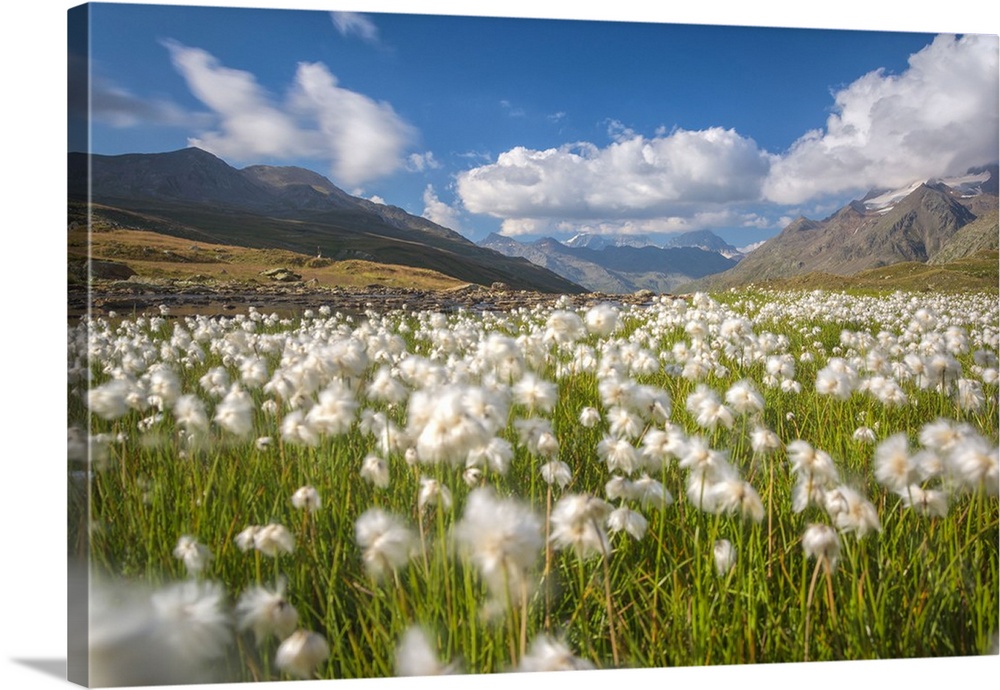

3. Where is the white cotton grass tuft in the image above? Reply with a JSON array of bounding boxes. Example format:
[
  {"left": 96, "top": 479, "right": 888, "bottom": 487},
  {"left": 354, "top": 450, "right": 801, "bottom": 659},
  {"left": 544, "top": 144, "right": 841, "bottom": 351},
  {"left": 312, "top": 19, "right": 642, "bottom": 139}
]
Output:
[
  {"left": 355, "top": 508, "right": 417, "bottom": 580},
  {"left": 251, "top": 524, "right": 295, "bottom": 557},
  {"left": 518, "top": 634, "right": 594, "bottom": 672},
  {"left": 88, "top": 576, "right": 232, "bottom": 686},
  {"left": 898, "top": 484, "right": 949, "bottom": 517},
  {"left": 707, "top": 478, "right": 765, "bottom": 523},
  {"left": 578, "top": 406, "right": 602, "bottom": 429},
  {"left": 150, "top": 580, "right": 233, "bottom": 675},
  {"left": 725, "top": 379, "right": 764, "bottom": 415},
  {"left": 540, "top": 460, "right": 573, "bottom": 488},
  {"left": 584, "top": 303, "right": 619, "bottom": 337},
  {"left": 395, "top": 626, "right": 459, "bottom": 676},
  {"left": 606, "top": 506, "right": 648, "bottom": 540},
  {"left": 235, "top": 579, "right": 299, "bottom": 645},
  {"left": 823, "top": 485, "right": 881, "bottom": 537},
  {"left": 454, "top": 487, "right": 544, "bottom": 601},
  {"left": 275, "top": 629, "right": 330, "bottom": 679},
  {"left": 234, "top": 525, "right": 261, "bottom": 552},
  {"left": 214, "top": 384, "right": 254, "bottom": 437},
  {"left": 750, "top": 425, "right": 781, "bottom": 455},
  {"left": 87, "top": 378, "right": 133, "bottom": 420},
  {"left": 361, "top": 454, "right": 391, "bottom": 488},
  {"left": 173, "top": 535, "right": 213, "bottom": 576},
  {"left": 418, "top": 476, "right": 453, "bottom": 511},
  {"left": 873, "top": 433, "right": 919, "bottom": 493},
  {"left": 802, "top": 523, "right": 841, "bottom": 572},
  {"left": 713, "top": 539, "right": 737, "bottom": 576},
  {"left": 291, "top": 485, "right": 321, "bottom": 512},
  {"left": 549, "top": 493, "right": 612, "bottom": 559}
]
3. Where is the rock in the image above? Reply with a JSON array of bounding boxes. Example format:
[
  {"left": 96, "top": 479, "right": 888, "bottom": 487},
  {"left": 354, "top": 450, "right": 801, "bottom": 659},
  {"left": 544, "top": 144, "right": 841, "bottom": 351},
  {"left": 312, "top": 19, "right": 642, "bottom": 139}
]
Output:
[
  {"left": 261, "top": 267, "right": 302, "bottom": 282},
  {"left": 89, "top": 259, "right": 137, "bottom": 280}
]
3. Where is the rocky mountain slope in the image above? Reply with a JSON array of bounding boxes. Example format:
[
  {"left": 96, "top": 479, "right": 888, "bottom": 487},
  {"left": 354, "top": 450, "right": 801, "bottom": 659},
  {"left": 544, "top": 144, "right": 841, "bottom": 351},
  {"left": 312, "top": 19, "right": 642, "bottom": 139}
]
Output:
[{"left": 686, "top": 166, "right": 998, "bottom": 290}]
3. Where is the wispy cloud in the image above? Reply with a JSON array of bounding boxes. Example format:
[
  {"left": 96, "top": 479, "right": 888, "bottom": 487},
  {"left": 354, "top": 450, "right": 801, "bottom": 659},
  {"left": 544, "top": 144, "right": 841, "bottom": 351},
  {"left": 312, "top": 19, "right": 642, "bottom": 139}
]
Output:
[
  {"left": 406, "top": 151, "right": 441, "bottom": 172},
  {"left": 163, "top": 40, "right": 415, "bottom": 187},
  {"left": 330, "top": 11, "right": 380, "bottom": 45},
  {"left": 69, "top": 53, "right": 196, "bottom": 128},
  {"left": 421, "top": 185, "right": 462, "bottom": 231},
  {"left": 500, "top": 99, "right": 526, "bottom": 117}
]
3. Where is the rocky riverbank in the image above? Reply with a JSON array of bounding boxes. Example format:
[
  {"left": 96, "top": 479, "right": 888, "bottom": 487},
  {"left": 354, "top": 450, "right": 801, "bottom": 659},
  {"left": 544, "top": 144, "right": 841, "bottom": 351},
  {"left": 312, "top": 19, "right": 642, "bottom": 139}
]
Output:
[{"left": 70, "top": 277, "right": 667, "bottom": 318}]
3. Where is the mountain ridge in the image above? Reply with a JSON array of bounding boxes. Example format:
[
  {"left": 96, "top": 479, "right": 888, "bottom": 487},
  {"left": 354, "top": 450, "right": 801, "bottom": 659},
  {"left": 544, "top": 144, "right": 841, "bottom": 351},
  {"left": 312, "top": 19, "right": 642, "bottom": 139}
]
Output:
[
  {"left": 68, "top": 148, "right": 584, "bottom": 294},
  {"left": 683, "top": 167, "right": 998, "bottom": 291}
]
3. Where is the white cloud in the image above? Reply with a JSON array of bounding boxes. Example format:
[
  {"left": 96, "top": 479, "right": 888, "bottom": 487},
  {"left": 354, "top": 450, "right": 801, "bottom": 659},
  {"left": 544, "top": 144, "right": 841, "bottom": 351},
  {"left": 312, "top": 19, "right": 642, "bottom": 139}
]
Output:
[
  {"left": 456, "top": 127, "right": 772, "bottom": 221},
  {"left": 164, "top": 41, "right": 415, "bottom": 187},
  {"left": 497, "top": 208, "right": 783, "bottom": 238},
  {"left": 407, "top": 151, "right": 441, "bottom": 172},
  {"left": 422, "top": 185, "right": 462, "bottom": 231},
  {"left": 764, "top": 33, "right": 999, "bottom": 204},
  {"left": 289, "top": 61, "right": 416, "bottom": 185},
  {"left": 330, "top": 12, "right": 380, "bottom": 44},
  {"left": 460, "top": 33, "right": 997, "bottom": 238}
]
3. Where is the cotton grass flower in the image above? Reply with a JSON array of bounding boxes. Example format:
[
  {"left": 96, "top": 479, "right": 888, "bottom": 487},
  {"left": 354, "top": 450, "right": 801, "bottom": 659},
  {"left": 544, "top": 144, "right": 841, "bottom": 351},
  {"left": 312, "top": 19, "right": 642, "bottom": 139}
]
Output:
[
  {"left": 291, "top": 485, "right": 321, "bottom": 512},
  {"left": 578, "top": 406, "right": 601, "bottom": 428},
  {"left": 549, "top": 493, "right": 612, "bottom": 559},
  {"left": 235, "top": 525, "right": 261, "bottom": 552},
  {"left": 87, "top": 378, "right": 132, "bottom": 420},
  {"left": 173, "top": 394, "right": 209, "bottom": 435},
  {"left": 235, "top": 580, "right": 299, "bottom": 645},
  {"left": 418, "top": 477, "right": 453, "bottom": 511},
  {"left": 899, "top": 485, "right": 949, "bottom": 517},
  {"left": 584, "top": 303, "right": 619, "bottom": 337},
  {"left": 873, "top": 433, "right": 919, "bottom": 493},
  {"left": 173, "top": 535, "right": 213, "bottom": 576},
  {"left": 607, "top": 506, "right": 648, "bottom": 540},
  {"left": 823, "top": 485, "right": 881, "bottom": 537},
  {"left": 708, "top": 478, "right": 765, "bottom": 523},
  {"left": 802, "top": 523, "right": 841, "bottom": 572},
  {"left": 725, "top": 379, "right": 764, "bottom": 415},
  {"left": 713, "top": 539, "right": 737, "bottom": 576},
  {"left": 275, "top": 630, "right": 329, "bottom": 679},
  {"left": 540, "top": 460, "right": 573, "bottom": 488},
  {"left": 253, "top": 524, "right": 295, "bottom": 557},
  {"left": 149, "top": 580, "right": 232, "bottom": 674},
  {"left": 454, "top": 487, "right": 543, "bottom": 600},
  {"left": 395, "top": 626, "right": 459, "bottom": 676},
  {"left": 518, "top": 634, "right": 594, "bottom": 672},
  {"left": 214, "top": 385, "right": 254, "bottom": 437},
  {"left": 355, "top": 508, "right": 416, "bottom": 580},
  {"left": 360, "top": 454, "right": 390, "bottom": 488}
]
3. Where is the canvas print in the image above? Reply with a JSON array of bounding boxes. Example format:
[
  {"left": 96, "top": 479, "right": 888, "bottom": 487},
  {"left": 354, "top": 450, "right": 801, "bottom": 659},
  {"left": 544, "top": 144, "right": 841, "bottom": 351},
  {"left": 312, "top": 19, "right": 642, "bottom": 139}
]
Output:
[{"left": 67, "top": 2, "right": 999, "bottom": 687}]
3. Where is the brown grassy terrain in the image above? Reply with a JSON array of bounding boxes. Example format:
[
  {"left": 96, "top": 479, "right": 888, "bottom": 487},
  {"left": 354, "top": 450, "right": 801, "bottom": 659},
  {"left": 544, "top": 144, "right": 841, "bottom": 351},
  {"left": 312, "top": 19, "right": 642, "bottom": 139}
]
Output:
[
  {"left": 68, "top": 226, "right": 465, "bottom": 290},
  {"left": 754, "top": 249, "right": 999, "bottom": 293}
]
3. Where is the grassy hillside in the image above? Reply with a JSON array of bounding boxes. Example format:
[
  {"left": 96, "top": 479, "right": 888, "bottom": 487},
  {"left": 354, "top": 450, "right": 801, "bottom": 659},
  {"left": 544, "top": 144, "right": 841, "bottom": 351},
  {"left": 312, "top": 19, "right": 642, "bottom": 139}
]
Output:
[
  {"left": 68, "top": 224, "right": 465, "bottom": 291},
  {"left": 740, "top": 250, "right": 998, "bottom": 293}
]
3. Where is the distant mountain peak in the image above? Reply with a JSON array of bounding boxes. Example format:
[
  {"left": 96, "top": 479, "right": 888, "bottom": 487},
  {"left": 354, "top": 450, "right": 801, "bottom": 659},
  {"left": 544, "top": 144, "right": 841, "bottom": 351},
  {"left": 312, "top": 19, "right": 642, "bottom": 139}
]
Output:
[{"left": 563, "top": 232, "right": 656, "bottom": 250}]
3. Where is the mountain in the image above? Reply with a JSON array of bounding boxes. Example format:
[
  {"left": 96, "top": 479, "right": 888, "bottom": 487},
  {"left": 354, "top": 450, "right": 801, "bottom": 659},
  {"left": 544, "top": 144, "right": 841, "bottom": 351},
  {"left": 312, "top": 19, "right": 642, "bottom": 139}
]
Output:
[
  {"left": 68, "top": 148, "right": 584, "bottom": 293},
  {"left": 664, "top": 230, "right": 743, "bottom": 259},
  {"left": 563, "top": 232, "right": 656, "bottom": 250},
  {"left": 478, "top": 233, "right": 737, "bottom": 293},
  {"left": 686, "top": 168, "right": 998, "bottom": 290}
]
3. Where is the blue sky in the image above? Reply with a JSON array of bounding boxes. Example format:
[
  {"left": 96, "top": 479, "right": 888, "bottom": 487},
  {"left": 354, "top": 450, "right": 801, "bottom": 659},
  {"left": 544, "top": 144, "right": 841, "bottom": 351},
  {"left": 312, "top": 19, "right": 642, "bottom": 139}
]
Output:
[{"left": 70, "top": 2, "right": 999, "bottom": 246}]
